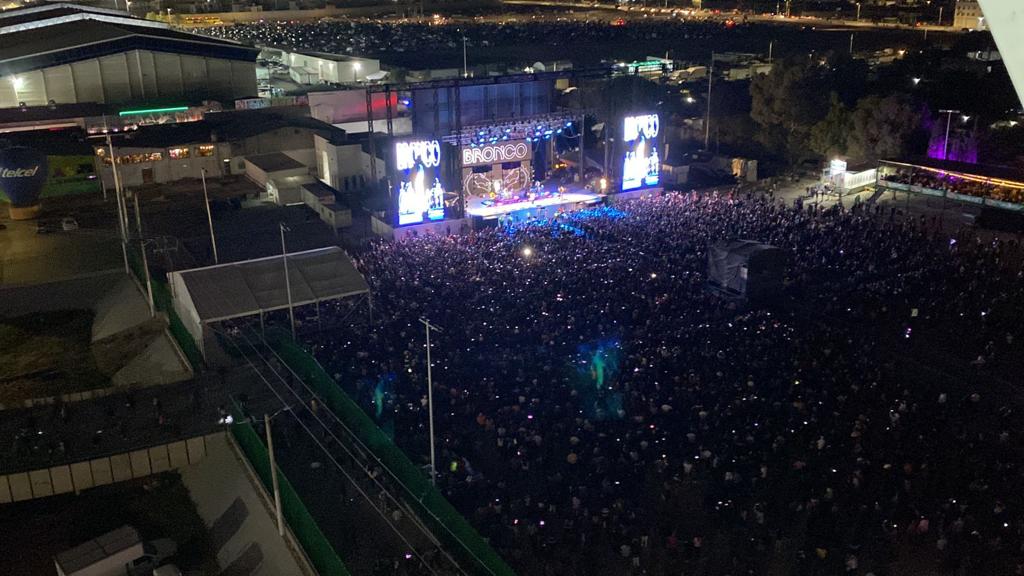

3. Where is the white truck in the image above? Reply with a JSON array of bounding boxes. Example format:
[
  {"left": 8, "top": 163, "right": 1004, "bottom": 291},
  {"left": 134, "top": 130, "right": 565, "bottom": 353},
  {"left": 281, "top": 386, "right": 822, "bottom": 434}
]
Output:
[{"left": 54, "top": 525, "right": 178, "bottom": 576}]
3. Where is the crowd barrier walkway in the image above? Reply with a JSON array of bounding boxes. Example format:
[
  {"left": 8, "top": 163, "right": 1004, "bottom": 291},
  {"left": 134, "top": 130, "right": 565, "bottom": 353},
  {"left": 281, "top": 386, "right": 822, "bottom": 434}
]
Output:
[
  {"left": 228, "top": 406, "right": 352, "bottom": 576},
  {"left": 265, "top": 331, "right": 516, "bottom": 576}
]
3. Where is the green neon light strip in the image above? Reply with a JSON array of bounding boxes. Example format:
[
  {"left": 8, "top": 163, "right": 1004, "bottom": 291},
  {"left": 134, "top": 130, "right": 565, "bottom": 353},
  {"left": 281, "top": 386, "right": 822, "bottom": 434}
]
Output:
[{"left": 118, "top": 106, "right": 189, "bottom": 117}]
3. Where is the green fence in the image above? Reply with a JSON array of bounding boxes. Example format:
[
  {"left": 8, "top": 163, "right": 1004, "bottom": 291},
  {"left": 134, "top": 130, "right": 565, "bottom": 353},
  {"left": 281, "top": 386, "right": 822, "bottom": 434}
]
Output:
[
  {"left": 127, "top": 243, "right": 203, "bottom": 370},
  {"left": 229, "top": 413, "right": 352, "bottom": 576},
  {"left": 266, "top": 330, "right": 516, "bottom": 576}
]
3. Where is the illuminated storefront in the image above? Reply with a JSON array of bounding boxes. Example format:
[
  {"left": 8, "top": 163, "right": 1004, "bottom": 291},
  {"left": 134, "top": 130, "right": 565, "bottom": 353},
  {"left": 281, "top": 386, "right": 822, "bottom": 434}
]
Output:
[
  {"left": 395, "top": 139, "right": 445, "bottom": 226},
  {"left": 621, "top": 113, "right": 661, "bottom": 192}
]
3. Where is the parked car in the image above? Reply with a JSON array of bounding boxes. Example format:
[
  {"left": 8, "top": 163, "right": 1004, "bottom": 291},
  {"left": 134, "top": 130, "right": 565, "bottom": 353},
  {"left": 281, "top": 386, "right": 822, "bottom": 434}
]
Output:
[{"left": 61, "top": 217, "right": 79, "bottom": 231}]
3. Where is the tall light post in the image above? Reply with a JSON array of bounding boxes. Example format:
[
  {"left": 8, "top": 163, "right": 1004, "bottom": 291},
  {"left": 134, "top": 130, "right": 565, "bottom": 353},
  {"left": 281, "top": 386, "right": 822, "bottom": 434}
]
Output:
[
  {"left": 139, "top": 239, "right": 155, "bottom": 316},
  {"left": 264, "top": 408, "right": 292, "bottom": 537},
  {"left": 419, "top": 317, "right": 443, "bottom": 486},
  {"left": 280, "top": 223, "right": 295, "bottom": 340},
  {"left": 105, "top": 132, "right": 130, "bottom": 275},
  {"left": 704, "top": 51, "right": 714, "bottom": 150},
  {"left": 855, "top": 2, "right": 861, "bottom": 21},
  {"left": 462, "top": 36, "right": 469, "bottom": 78},
  {"left": 939, "top": 109, "right": 961, "bottom": 160},
  {"left": 937, "top": 5, "right": 943, "bottom": 25},
  {"left": 200, "top": 168, "right": 219, "bottom": 264}
]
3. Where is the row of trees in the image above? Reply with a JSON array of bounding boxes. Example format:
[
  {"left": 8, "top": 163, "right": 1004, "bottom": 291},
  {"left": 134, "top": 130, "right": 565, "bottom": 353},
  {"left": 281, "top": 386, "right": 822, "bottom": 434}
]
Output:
[{"left": 750, "top": 57, "right": 925, "bottom": 165}]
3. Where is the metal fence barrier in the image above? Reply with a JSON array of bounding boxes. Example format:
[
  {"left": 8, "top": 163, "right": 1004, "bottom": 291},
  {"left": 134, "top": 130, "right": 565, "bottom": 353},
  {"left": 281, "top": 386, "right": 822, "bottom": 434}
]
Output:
[
  {"left": 266, "top": 331, "right": 516, "bottom": 576},
  {"left": 229, "top": 410, "right": 351, "bottom": 576}
]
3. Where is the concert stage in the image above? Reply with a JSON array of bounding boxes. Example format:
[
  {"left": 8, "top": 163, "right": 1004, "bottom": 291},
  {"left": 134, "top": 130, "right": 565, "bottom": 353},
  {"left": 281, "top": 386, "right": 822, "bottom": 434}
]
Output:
[{"left": 465, "top": 190, "right": 604, "bottom": 220}]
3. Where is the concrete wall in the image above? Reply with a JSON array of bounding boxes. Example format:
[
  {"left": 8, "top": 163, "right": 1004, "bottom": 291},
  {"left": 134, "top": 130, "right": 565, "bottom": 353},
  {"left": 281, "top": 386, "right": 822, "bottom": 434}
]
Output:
[
  {"left": 314, "top": 135, "right": 383, "bottom": 193},
  {"left": 0, "top": 50, "right": 256, "bottom": 108},
  {"left": 0, "top": 432, "right": 220, "bottom": 504}
]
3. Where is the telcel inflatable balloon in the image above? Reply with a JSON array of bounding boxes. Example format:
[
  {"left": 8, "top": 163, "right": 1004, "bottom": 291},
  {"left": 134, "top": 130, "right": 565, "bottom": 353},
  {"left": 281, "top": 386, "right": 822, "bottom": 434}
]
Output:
[{"left": 0, "top": 146, "right": 47, "bottom": 220}]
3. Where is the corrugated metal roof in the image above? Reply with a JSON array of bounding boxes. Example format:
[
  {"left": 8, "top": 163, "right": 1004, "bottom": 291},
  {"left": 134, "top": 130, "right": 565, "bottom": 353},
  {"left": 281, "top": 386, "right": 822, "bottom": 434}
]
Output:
[{"left": 0, "top": 17, "right": 257, "bottom": 76}]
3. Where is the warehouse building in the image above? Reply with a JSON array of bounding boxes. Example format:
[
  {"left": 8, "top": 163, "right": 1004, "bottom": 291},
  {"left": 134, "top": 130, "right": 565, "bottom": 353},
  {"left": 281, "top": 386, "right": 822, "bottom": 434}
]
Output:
[{"left": 0, "top": 3, "right": 258, "bottom": 108}]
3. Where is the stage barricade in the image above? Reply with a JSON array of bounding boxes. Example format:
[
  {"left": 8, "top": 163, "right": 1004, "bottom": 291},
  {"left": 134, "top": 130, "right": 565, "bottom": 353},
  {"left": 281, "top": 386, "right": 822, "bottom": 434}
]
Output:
[{"left": 266, "top": 330, "right": 517, "bottom": 576}]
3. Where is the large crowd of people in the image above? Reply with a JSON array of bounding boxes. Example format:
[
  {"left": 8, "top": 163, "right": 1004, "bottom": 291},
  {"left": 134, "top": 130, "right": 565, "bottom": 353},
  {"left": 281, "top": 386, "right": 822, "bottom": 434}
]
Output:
[
  {"left": 300, "top": 192, "right": 1024, "bottom": 575},
  {"left": 880, "top": 168, "right": 1024, "bottom": 206},
  {"left": 199, "top": 18, "right": 745, "bottom": 66}
]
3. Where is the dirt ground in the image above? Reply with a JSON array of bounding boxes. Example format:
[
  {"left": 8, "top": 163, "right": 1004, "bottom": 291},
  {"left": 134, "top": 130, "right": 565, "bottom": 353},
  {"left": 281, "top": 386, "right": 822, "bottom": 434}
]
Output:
[{"left": 0, "top": 310, "right": 108, "bottom": 405}]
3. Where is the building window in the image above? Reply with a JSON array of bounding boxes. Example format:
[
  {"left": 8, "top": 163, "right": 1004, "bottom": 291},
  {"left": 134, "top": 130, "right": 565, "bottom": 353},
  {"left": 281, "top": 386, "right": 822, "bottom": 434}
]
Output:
[
  {"left": 118, "top": 152, "right": 163, "bottom": 164},
  {"left": 169, "top": 147, "right": 191, "bottom": 159},
  {"left": 197, "top": 144, "right": 215, "bottom": 157}
]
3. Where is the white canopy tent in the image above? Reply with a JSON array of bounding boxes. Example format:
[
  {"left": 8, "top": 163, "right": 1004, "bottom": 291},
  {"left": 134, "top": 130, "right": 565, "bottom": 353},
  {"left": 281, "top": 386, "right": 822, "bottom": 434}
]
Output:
[{"left": 169, "top": 246, "right": 370, "bottom": 361}]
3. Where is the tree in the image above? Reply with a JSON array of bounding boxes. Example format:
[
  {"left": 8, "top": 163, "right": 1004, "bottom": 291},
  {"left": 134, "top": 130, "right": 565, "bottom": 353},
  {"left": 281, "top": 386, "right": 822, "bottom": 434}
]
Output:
[
  {"left": 809, "top": 93, "right": 851, "bottom": 158},
  {"left": 750, "top": 58, "right": 828, "bottom": 163},
  {"left": 845, "top": 94, "right": 922, "bottom": 162}
]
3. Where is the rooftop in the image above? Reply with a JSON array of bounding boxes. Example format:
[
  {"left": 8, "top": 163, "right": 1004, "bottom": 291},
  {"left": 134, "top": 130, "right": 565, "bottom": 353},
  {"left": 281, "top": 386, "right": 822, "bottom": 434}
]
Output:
[
  {"left": 0, "top": 102, "right": 115, "bottom": 125},
  {"left": 112, "top": 110, "right": 343, "bottom": 148},
  {"left": 246, "top": 152, "right": 306, "bottom": 173},
  {"left": 172, "top": 246, "right": 369, "bottom": 323},
  {"left": 0, "top": 6, "right": 257, "bottom": 77}
]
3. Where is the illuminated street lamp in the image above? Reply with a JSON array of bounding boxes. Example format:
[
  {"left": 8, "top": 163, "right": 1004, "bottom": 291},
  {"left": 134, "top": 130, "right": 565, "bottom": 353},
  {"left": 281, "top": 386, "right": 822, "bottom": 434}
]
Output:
[
  {"left": 352, "top": 61, "right": 361, "bottom": 83},
  {"left": 939, "top": 109, "right": 961, "bottom": 160},
  {"left": 419, "top": 317, "right": 443, "bottom": 486}
]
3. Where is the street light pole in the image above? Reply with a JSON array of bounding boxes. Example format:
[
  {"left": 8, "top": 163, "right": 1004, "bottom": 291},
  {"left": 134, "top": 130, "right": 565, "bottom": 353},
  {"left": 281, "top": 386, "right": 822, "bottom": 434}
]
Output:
[
  {"left": 856, "top": 2, "right": 861, "bottom": 21},
  {"left": 200, "top": 169, "right": 219, "bottom": 264},
  {"left": 704, "top": 51, "right": 714, "bottom": 150},
  {"left": 265, "top": 413, "right": 284, "bottom": 537},
  {"left": 938, "top": 5, "right": 943, "bottom": 25},
  {"left": 462, "top": 36, "right": 468, "bottom": 78},
  {"left": 940, "top": 109, "right": 961, "bottom": 160},
  {"left": 105, "top": 134, "right": 131, "bottom": 275},
  {"left": 140, "top": 240, "right": 154, "bottom": 316},
  {"left": 280, "top": 223, "right": 295, "bottom": 341},
  {"left": 419, "top": 317, "right": 443, "bottom": 486}
]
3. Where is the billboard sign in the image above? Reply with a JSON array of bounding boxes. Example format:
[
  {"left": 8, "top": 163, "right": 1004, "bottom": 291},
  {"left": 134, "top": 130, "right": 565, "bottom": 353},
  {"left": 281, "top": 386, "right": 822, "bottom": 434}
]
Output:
[
  {"left": 395, "top": 140, "right": 445, "bottom": 226},
  {"left": 461, "top": 141, "right": 531, "bottom": 167},
  {"left": 0, "top": 147, "right": 48, "bottom": 208},
  {"left": 621, "top": 113, "right": 660, "bottom": 192}
]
